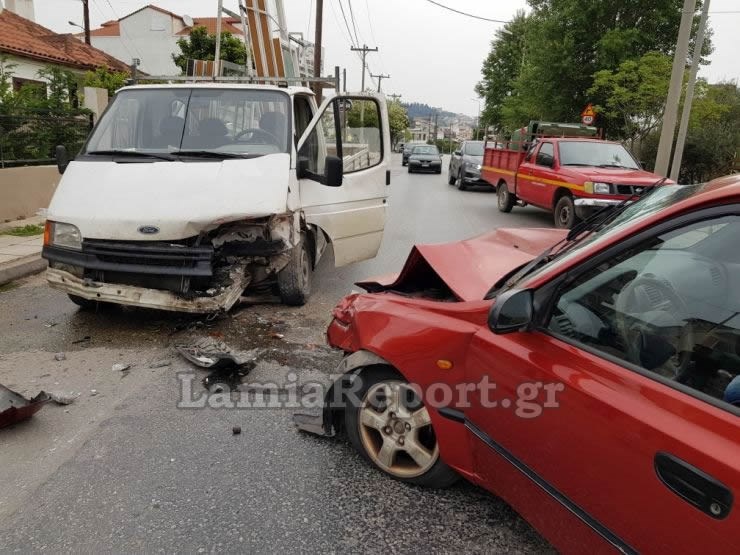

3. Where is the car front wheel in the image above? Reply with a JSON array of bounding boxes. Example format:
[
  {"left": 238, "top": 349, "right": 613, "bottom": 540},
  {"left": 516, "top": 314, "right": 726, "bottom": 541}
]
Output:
[
  {"left": 345, "top": 368, "right": 459, "bottom": 488},
  {"left": 447, "top": 166, "right": 456, "bottom": 185}
]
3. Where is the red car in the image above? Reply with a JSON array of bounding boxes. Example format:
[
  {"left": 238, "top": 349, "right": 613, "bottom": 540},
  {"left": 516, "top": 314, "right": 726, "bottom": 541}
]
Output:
[{"left": 296, "top": 175, "right": 740, "bottom": 554}]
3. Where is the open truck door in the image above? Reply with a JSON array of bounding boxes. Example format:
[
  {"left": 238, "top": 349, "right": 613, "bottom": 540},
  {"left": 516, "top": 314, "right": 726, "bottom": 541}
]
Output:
[{"left": 297, "top": 93, "right": 390, "bottom": 267}]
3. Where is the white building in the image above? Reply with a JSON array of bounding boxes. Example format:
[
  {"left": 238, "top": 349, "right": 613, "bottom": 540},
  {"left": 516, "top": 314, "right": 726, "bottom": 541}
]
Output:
[{"left": 84, "top": 5, "right": 246, "bottom": 76}]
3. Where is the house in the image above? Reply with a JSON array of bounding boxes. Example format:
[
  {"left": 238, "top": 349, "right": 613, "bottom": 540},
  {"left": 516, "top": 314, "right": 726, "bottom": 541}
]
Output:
[
  {"left": 0, "top": 0, "right": 130, "bottom": 91},
  {"left": 83, "top": 4, "right": 247, "bottom": 76}
]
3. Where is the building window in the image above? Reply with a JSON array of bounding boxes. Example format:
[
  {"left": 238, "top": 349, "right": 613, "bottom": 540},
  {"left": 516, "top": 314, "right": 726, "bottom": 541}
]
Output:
[{"left": 12, "top": 77, "right": 46, "bottom": 99}]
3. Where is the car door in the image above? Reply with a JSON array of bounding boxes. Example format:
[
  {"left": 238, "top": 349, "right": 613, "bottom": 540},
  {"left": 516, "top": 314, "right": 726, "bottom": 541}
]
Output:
[
  {"left": 464, "top": 209, "right": 740, "bottom": 554},
  {"left": 450, "top": 142, "right": 463, "bottom": 177},
  {"left": 296, "top": 93, "right": 390, "bottom": 267},
  {"left": 518, "top": 142, "right": 556, "bottom": 208}
]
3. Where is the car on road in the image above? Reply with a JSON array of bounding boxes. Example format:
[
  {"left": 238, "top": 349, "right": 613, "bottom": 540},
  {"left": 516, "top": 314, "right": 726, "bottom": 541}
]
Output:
[
  {"left": 41, "top": 84, "right": 391, "bottom": 313},
  {"left": 297, "top": 175, "right": 740, "bottom": 554},
  {"left": 448, "top": 140, "right": 485, "bottom": 190},
  {"left": 402, "top": 141, "right": 427, "bottom": 166},
  {"left": 407, "top": 145, "right": 442, "bottom": 174}
]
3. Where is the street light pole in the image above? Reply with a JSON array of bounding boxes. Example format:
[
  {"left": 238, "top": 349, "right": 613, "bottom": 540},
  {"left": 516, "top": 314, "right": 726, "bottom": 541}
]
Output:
[
  {"left": 670, "top": 0, "right": 711, "bottom": 182},
  {"left": 654, "top": 0, "right": 698, "bottom": 177}
]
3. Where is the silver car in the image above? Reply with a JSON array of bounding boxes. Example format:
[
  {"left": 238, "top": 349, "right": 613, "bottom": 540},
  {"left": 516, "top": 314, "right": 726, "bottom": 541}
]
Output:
[{"left": 448, "top": 140, "right": 485, "bottom": 190}]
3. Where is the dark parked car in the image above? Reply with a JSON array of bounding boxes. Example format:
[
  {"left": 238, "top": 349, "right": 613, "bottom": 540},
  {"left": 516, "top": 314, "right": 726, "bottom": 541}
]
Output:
[
  {"left": 408, "top": 145, "right": 442, "bottom": 174},
  {"left": 402, "top": 141, "right": 427, "bottom": 166},
  {"left": 448, "top": 140, "right": 485, "bottom": 190}
]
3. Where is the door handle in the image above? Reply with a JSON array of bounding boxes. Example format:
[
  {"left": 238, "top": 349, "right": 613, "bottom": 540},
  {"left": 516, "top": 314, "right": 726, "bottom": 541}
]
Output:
[{"left": 654, "top": 452, "right": 733, "bottom": 520}]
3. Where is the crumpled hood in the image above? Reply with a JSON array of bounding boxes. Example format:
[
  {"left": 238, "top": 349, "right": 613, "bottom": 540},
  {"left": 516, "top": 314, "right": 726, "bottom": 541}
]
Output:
[
  {"left": 47, "top": 153, "right": 291, "bottom": 240},
  {"left": 357, "top": 227, "right": 569, "bottom": 301}
]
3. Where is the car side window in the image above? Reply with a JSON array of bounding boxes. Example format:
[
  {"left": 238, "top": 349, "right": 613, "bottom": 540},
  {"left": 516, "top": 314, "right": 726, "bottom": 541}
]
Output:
[
  {"left": 536, "top": 143, "right": 554, "bottom": 167},
  {"left": 546, "top": 215, "right": 740, "bottom": 412}
]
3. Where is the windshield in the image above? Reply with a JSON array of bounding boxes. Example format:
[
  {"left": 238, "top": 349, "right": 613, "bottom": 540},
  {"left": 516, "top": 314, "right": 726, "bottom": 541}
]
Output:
[
  {"left": 464, "top": 142, "right": 484, "bottom": 156},
  {"left": 559, "top": 141, "right": 640, "bottom": 169},
  {"left": 85, "top": 88, "right": 290, "bottom": 157},
  {"left": 501, "top": 183, "right": 707, "bottom": 292},
  {"left": 412, "top": 146, "right": 439, "bottom": 155}
]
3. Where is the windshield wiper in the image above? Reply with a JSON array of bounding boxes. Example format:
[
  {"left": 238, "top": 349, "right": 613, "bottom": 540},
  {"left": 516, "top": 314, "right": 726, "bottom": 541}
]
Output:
[
  {"left": 561, "top": 163, "right": 593, "bottom": 167},
  {"left": 170, "top": 150, "right": 259, "bottom": 159},
  {"left": 484, "top": 177, "right": 668, "bottom": 299},
  {"left": 598, "top": 163, "right": 635, "bottom": 169},
  {"left": 86, "top": 150, "right": 176, "bottom": 161}
]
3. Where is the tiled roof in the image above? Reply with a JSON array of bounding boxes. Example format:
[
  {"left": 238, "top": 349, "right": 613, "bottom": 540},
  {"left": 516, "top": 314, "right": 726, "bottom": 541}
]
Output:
[
  {"left": 176, "top": 18, "right": 245, "bottom": 36},
  {"left": 0, "top": 10, "right": 130, "bottom": 72},
  {"left": 89, "top": 20, "right": 120, "bottom": 37}
]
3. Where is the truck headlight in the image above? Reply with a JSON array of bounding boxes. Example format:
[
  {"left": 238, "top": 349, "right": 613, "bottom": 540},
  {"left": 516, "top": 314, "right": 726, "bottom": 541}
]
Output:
[
  {"left": 584, "top": 181, "right": 611, "bottom": 194},
  {"left": 45, "top": 221, "right": 82, "bottom": 250}
]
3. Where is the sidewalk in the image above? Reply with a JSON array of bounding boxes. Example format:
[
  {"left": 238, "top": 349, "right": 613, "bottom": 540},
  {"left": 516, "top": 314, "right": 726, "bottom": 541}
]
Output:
[{"left": 0, "top": 216, "right": 47, "bottom": 286}]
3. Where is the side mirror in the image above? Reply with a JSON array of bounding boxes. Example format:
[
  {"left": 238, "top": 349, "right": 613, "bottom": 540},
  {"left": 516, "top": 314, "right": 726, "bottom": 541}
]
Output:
[
  {"left": 488, "top": 289, "right": 533, "bottom": 334},
  {"left": 55, "top": 145, "right": 70, "bottom": 175},
  {"left": 324, "top": 155, "right": 343, "bottom": 187},
  {"left": 454, "top": 150, "right": 462, "bottom": 156}
]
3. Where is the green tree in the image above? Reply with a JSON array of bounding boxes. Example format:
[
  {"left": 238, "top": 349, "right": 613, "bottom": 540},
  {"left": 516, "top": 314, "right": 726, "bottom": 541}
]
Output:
[
  {"left": 387, "top": 100, "right": 409, "bottom": 146},
  {"left": 588, "top": 52, "right": 673, "bottom": 148},
  {"left": 83, "top": 67, "right": 128, "bottom": 97},
  {"left": 475, "top": 11, "right": 530, "bottom": 131},
  {"left": 172, "top": 26, "right": 248, "bottom": 74}
]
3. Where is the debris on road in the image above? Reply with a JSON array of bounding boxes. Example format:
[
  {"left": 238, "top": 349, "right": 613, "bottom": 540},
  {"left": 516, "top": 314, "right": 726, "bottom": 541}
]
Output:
[
  {"left": 112, "top": 363, "right": 131, "bottom": 373},
  {"left": 176, "top": 337, "right": 257, "bottom": 370},
  {"left": 148, "top": 359, "right": 172, "bottom": 369},
  {"left": 72, "top": 336, "right": 91, "bottom": 344},
  {"left": 0, "top": 385, "right": 49, "bottom": 429},
  {"left": 232, "top": 425, "right": 242, "bottom": 435},
  {"left": 48, "top": 391, "right": 78, "bottom": 405},
  {"left": 54, "top": 352, "right": 66, "bottom": 361},
  {"left": 90, "top": 389, "right": 99, "bottom": 396}
]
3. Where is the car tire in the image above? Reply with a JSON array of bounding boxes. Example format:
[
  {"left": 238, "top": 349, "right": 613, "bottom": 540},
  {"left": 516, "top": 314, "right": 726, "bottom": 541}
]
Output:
[
  {"left": 554, "top": 194, "right": 577, "bottom": 229},
  {"left": 497, "top": 182, "right": 515, "bottom": 213},
  {"left": 447, "top": 167, "right": 456, "bottom": 185},
  {"left": 456, "top": 168, "right": 466, "bottom": 191},
  {"left": 277, "top": 234, "right": 312, "bottom": 306},
  {"left": 345, "top": 367, "right": 459, "bottom": 489},
  {"left": 408, "top": 166, "right": 413, "bottom": 173}
]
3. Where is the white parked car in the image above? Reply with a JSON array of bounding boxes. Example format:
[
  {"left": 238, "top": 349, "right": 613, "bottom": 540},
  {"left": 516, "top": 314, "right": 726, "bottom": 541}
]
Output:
[{"left": 43, "top": 84, "right": 390, "bottom": 313}]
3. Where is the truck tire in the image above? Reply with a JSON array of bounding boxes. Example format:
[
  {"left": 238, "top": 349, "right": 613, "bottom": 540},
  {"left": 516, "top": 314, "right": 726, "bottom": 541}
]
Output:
[
  {"left": 554, "top": 194, "right": 576, "bottom": 229},
  {"left": 497, "top": 183, "right": 515, "bottom": 213},
  {"left": 277, "top": 235, "right": 312, "bottom": 306}
]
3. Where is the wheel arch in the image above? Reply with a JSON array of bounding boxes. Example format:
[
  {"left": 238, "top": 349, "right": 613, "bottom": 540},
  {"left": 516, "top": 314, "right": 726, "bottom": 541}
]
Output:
[{"left": 551, "top": 186, "right": 572, "bottom": 208}]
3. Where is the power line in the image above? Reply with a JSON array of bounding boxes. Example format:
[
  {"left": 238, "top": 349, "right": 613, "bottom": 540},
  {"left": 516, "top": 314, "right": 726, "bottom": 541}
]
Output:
[
  {"left": 346, "top": 0, "right": 363, "bottom": 47},
  {"left": 422, "top": 0, "right": 508, "bottom": 23},
  {"left": 336, "top": 0, "right": 358, "bottom": 47}
]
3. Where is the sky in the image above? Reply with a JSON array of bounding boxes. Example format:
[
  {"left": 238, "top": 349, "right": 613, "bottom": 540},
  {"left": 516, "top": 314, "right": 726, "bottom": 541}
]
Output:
[{"left": 30, "top": 0, "right": 740, "bottom": 116}]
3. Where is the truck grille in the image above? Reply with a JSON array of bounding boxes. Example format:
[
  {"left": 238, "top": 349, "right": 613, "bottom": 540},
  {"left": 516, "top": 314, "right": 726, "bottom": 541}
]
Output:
[
  {"left": 81, "top": 239, "right": 213, "bottom": 277},
  {"left": 615, "top": 184, "right": 647, "bottom": 196}
]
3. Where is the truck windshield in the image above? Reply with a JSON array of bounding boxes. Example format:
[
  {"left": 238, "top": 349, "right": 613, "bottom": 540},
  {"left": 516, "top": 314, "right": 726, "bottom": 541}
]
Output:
[
  {"left": 559, "top": 141, "right": 639, "bottom": 169},
  {"left": 85, "top": 88, "right": 290, "bottom": 158}
]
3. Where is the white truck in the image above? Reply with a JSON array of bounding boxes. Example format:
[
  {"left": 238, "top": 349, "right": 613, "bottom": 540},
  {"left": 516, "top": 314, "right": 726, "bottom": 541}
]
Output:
[{"left": 42, "top": 83, "right": 391, "bottom": 313}]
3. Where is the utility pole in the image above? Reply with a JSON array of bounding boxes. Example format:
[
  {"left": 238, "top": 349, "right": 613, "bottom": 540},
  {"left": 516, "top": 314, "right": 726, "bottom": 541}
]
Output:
[
  {"left": 371, "top": 73, "right": 390, "bottom": 92},
  {"left": 388, "top": 93, "right": 402, "bottom": 102},
  {"left": 343, "top": 68, "right": 347, "bottom": 92},
  {"left": 313, "top": 0, "right": 324, "bottom": 100},
  {"left": 214, "top": 0, "right": 223, "bottom": 77},
  {"left": 82, "top": 0, "right": 91, "bottom": 44},
  {"left": 670, "top": 0, "right": 711, "bottom": 181},
  {"left": 654, "top": 0, "right": 698, "bottom": 177},
  {"left": 350, "top": 44, "right": 378, "bottom": 91}
]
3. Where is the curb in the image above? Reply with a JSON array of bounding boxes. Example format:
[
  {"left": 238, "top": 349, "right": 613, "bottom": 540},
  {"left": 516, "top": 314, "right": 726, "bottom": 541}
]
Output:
[{"left": 0, "top": 254, "right": 47, "bottom": 286}]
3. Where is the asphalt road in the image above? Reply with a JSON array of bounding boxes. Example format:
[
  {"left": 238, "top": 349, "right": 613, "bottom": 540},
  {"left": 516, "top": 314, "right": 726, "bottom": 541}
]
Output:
[{"left": 0, "top": 155, "right": 554, "bottom": 553}]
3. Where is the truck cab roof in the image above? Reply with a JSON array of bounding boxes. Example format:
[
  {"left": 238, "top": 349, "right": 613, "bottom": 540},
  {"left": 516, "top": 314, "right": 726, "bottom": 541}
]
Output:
[{"left": 116, "top": 83, "right": 316, "bottom": 97}]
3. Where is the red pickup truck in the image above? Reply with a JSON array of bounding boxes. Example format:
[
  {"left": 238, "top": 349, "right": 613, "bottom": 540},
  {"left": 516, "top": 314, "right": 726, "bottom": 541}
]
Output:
[{"left": 482, "top": 123, "right": 669, "bottom": 228}]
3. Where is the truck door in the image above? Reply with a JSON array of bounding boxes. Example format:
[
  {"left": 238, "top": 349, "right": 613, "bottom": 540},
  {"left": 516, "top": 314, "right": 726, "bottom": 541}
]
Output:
[
  {"left": 518, "top": 142, "right": 556, "bottom": 209},
  {"left": 297, "top": 93, "right": 390, "bottom": 267}
]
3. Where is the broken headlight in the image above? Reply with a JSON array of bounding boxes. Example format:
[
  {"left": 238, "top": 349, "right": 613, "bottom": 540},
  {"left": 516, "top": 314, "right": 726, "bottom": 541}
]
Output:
[{"left": 45, "top": 221, "right": 82, "bottom": 250}]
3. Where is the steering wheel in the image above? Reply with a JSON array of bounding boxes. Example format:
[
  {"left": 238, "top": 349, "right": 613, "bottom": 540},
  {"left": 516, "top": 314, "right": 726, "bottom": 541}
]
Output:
[
  {"left": 614, "top": 274, "right": 694, "bottom": 378},
  {"left": 234, "top": 127, "right": 280, "bottom": 146}
]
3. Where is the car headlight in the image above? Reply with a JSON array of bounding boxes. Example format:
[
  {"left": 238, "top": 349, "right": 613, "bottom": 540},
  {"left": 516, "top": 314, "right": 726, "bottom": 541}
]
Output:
[
  {"left": 584, "top": 181, "right": 611, "bottom": 194},
  {"left": 45, "top": 221, "right": 82, "bottom": 250}
]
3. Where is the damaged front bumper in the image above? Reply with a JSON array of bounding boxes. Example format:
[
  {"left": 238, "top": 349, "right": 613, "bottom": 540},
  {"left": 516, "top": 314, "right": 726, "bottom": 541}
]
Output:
[{"left": 46, "top": 265, "right": 248, "bottom": 313}]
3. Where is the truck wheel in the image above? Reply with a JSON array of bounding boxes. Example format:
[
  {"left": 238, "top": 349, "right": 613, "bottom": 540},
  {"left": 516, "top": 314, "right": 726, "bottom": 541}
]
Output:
[
  {"left": 497, "top": 183, "right": 515, "bottom": 213},
  {"left": 554, "top": 195, "right": 576, "bottom": 229},
  {"left": 345, "top": 367, "right": 460, "bottom": 489},
  {"left": 277, "top": 235, "right": 312, "bottom": 306}
]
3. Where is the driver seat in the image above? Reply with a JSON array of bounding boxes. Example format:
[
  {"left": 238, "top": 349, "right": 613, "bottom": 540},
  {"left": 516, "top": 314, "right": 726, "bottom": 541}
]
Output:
[{"left": 259, "top": 111, "right": 286, "bottom": 142}]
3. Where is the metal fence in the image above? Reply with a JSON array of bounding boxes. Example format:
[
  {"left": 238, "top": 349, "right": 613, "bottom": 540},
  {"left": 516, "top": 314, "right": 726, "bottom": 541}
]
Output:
[{"left": 0, "top": 114, "right": 93, "bottom": 168}]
